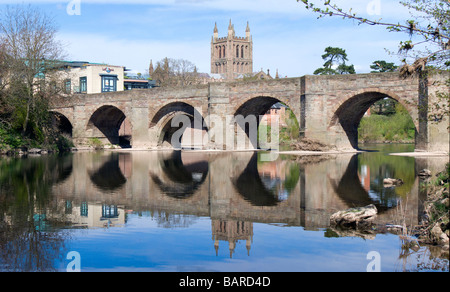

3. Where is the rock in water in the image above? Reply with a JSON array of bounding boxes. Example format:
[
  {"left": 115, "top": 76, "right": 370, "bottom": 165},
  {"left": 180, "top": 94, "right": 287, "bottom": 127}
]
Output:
[
  {"left": 383, "top": 178, "right": 404, "bottom": 187},
  {"left": 418, "top": 169, "right": 432, "bottom": 177},
  {"left": 330, "top": 204, "right": 378, "bottom": 229}
]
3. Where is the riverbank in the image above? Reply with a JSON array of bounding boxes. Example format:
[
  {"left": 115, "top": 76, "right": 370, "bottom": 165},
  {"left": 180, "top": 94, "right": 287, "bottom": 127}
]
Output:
[
  {"left": 415, "top": 187, "right": 449, "bottom": 246},
  {"left": 0, "top": 146, "right": 59, "bottom": 156},
  {"left": 390, "top": 152, "right": 449, "bottom": 157},
  {"left": 2, "top": 144, "right": 447, "bottom": 158},
  {"left": 413, "top": 164, "right": 449, "bottom": 252}
]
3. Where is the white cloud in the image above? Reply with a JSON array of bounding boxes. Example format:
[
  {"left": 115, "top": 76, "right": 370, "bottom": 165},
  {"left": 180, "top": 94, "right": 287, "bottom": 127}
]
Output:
[{"left": 58, "top": 32, "right": 209, "bottom": 74}]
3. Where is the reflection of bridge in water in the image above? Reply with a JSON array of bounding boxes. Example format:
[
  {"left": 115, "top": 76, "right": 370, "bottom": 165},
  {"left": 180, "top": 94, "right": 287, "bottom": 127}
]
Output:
[
  {"left": 51, "top": 150, "right": 446, "bottom": 229},
  {"left": 48, "top": 150, "right": 448, "bottom": 256}
]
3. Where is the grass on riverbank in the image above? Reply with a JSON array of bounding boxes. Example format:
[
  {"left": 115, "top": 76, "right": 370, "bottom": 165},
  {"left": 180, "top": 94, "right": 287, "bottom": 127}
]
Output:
[
  {"left": 358, "top": 113, "right": 415, "bottom": 143},
  {"left": 358, "top": 103, "right": 416, "bottom": 143}
]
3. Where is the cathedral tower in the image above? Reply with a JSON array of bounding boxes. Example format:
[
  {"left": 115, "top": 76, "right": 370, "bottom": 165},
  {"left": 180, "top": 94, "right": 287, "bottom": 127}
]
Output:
[{"left": 211, "top": 20, "right": 253, "bottom": 80}]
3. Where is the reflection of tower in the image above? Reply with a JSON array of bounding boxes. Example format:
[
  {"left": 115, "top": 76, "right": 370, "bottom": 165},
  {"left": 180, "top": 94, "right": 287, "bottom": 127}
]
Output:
[{"left": 211, "top": 219, "right": 253, "bottom": 258}]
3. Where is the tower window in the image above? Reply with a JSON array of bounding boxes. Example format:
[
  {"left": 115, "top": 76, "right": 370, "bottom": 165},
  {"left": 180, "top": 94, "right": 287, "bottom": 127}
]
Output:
[{"left": 241, "top": 46, "right": 244, "bottom": 58}]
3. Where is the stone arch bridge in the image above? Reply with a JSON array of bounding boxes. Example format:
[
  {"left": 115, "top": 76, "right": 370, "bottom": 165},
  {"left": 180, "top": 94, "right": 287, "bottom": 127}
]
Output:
[{"left": 50, "top": 72, "right": 449, "bottom": 152}]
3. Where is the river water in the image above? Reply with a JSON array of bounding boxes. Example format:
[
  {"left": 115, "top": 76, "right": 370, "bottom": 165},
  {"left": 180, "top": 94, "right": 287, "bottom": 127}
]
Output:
[{"left": 0, "top": 144, "right": 448, "bottom": 272}]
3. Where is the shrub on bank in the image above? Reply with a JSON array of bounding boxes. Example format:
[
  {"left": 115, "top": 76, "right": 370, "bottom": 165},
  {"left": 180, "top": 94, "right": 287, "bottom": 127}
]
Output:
[
  {"left": 415, "top": 163, "right": 449, "bottom": 248},
  {"left": 0, "top": 126, "right": 23, "bottom": 150},
  {"left": 0, "top": 124, "right": 74, "bottom": 154},
  {"left": 358, "top": 103, "right": 416, "bottom": 143}
]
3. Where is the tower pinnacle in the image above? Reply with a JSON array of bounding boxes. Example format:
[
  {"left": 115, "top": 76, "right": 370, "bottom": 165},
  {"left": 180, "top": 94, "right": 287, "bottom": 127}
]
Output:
[
  {"left": 246, "top": 21, "right": 251, "bottom": 39},
  {"left": 228, "top": 19, "right": 235, "bottom": 38},
  {"left": 213, "top": 22, "right": 218, "bottom": 40}
]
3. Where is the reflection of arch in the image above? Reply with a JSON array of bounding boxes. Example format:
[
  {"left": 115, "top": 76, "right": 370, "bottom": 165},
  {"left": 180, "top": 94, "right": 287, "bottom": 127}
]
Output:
[
  {"left": 233, "top": 153, "right": 299, "bottom": 206},
  {"left": 150, "top": 102, "right": 208, "bottom": 148},
  {"left": 49, "top": 111, "right": 73, "bottom": 137},
  {"left": 89, "top": 154, "right": 127, "bottom": 191},
  {"left": 329, "top": 154, "right": 390, "bottom": 212},
  {"left": 329, "top": 90, "right": 417, "bottom": 149},
  {"left": 150, "top": 151, "right": 209, "bottom": 199},
  {"left": 47, "top": 153, "right": 73, "bottom": 184},
  {"left": 87, "top": 105, "right": 128, "bottom": 145}
]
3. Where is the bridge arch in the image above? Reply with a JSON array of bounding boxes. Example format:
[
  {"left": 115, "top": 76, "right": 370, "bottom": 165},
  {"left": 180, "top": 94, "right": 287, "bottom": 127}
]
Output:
[
  {"left": 150, "top": 101, "right": 208, "bottom": 149},
  {"left": 49, "top": 111, "right": 73, "bottom": 138},
  {"left": 234, "top": 96, "right": 282, "bottom": 117},
  {"left": 328, "top": 89, "right": 418, "bottom": 149},
  {"left": 87, "top": 105, "right": 130, "bottom": 146},
  {"left": 233, "top": 95, "right": 300, "bottom": 149}
]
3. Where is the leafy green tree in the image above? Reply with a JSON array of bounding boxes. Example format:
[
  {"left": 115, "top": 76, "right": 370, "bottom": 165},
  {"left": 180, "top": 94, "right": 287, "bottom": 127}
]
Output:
[
  {"left": 313, "top": 67, "right": 337, "bottom": 75},
  {"left": 321, "top": 46, "right": 348, "bottom": 69},
  {"left": 336, "top": 63, "right": 356, "bottom": 75},
  {"left": 0, "top": 5, "right": 65, "bottom": 144},
  {"left": 314, "top": 46, "right": 355, "bottom": 75},
  {"left": 371, "top": 98, "right": 397, "bottom": 116},
  {"left": 370, "top": 61, "right": 398, "bottom": 73}
]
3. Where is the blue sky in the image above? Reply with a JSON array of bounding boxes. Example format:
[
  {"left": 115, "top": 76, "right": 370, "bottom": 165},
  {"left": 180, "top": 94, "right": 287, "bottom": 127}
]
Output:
[
  {"left": 0, "top": 0, "right": 413, "bottom": 77},
  {"left": 58, "top": 214, "right": 405, "bottom": 272}
]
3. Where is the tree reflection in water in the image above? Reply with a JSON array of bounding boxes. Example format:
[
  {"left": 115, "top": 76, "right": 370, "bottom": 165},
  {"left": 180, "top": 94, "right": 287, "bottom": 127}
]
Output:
[{"left": 0, "top": 155, "right": 73, "bottom": 271}]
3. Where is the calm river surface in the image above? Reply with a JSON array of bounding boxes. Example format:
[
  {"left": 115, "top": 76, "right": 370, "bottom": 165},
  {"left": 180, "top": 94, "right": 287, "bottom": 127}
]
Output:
[{"left": 0, "top": 144, "right": 448, "bottom": 272}]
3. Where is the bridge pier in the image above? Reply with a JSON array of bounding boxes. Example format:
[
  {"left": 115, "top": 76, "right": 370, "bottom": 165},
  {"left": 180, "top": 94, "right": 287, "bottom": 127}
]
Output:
[
  {"left": 130, "top": 106, "right": 150, "bottom": 148},
  {"left": 420, "top": 72, "right": 449, "bottom": 152}
]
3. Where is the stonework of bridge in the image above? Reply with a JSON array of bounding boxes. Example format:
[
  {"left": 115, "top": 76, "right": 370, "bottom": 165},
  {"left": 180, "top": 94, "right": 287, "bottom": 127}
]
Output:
[{"left": 50, "top": 72, "right": 449, "bottom": 152}]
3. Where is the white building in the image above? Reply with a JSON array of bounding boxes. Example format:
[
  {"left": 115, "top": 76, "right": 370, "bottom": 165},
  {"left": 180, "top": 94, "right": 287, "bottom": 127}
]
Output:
[{"left": 58, "top": 61, "right": 125, "bottom": 94}]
